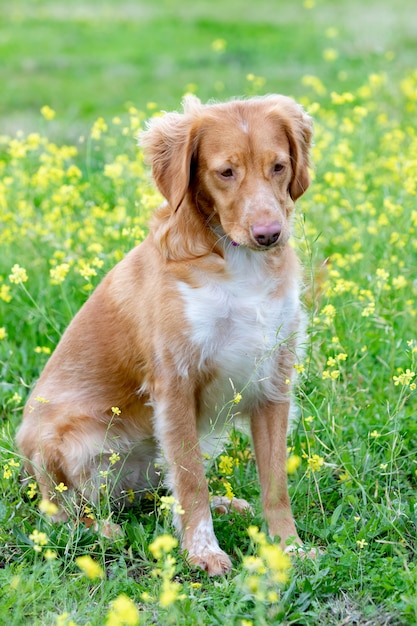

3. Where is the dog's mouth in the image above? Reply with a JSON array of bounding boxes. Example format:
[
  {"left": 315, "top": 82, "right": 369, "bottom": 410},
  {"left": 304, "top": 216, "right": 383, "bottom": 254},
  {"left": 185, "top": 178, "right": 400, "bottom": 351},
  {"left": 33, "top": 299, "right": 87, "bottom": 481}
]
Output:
[
  {"left": 229, "top": 234, "right": 284, "bottom": 251},
  {"left": 212, "top": 224, "right": 285, "bottom": 252},
  {"left": 233, "top": 227, "right": 286, "bottom": 251},
  {"left": 229, "top": 238, "right": 284, "bottom": 253}
]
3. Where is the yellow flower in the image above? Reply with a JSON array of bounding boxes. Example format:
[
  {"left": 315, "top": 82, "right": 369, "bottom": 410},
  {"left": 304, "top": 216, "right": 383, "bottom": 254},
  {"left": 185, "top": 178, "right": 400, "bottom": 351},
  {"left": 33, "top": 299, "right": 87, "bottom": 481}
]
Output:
[
  {"left": 159, "top": 495, "right": 175, "bottom": 510},
  {"left": 286, "top": 454, "right": 301, "bottom": 474},
  {"left": 50, "top": 263, "right": 70, "bottom": 285},
  {"left": 8, "top": 138, "right": 28, "bottom": 159},
  {"left": 75, "top": 555, "right": 105, "bottom": 580},
  {"left": 307, "top": 454, "right": 324, "bottom": 473},
  {"left": 246, "top": 575, "right": 261, "bottom": 595},
  {"left": 44, "top": 549, "right": 58, "bottom": 561},
  {"left": 0, "top": 327, "right": 7, "bottom": 340},
  {"left": 55, "top": 613, "right": 76, "bottom": 626},
  {"left": 293, "top": 363, "right": 305, "bottom": 374},
  {"left": 376, "top": 267, "right": 389, "bottom": 282},
  {"left": 141, "top": 591, "right": 153, "bottom": 603},
  {"left": 244, "top": 525, "right": 291, "bottom": 597},
  {"left": 330, "top": 91, "right": 355, "bottom": 105},
  {"left": 83, "top": 505, "right": 96, "bottom": 520},
  {"left": 245, "top": 74, "right": 265, "bottom": 90},
  {"left": 218, "top": 454, "right": 237, "bottom": 476},
  {"left": 257, "top": 544, "right": 291, "bottom": 585},
  {"left": 242, "top": 555, "right": 267, "bottom": 574},
  {"left": 392, "top": 275, "right": 407, "bottom": 289},
  {"left": 393, "top": 369, "right": 415, "bottom": 387},
  {"left": 9, "top": 264, "right": 28, "bottom": 284},
  {"left": 259, "top": 543, "right": 291, "bottom": 573},
  {"left": 247, "top": 525, "right": 267, "bottom": 544},
  {"left": 34, "top": 346, "right": 51, "bottom": 355},
  {"left": 356, "top": 539, "right": 368, "bottom": 549},
  {"left": 323, "top": 48, "right": 339, "bottom": 62},
  {"left": 66, "top": 164, "right": 82, "bottom": 179},
  {"left": 27, "top": 482, "right": 38, "bottom": 499},
  {"left": 55, "top": 482, "right": 68, "bottom": 493},
  {"left": 91, "top": 117, "right": 108, "bottom": 140},
  {"left": 40, "top": 105, "right": 56, "bottom": 120},
  {"left": 10, "top": 575, "right": 20, "bottom": 590},
  {"left": 0, "top": 284, "right": 12, "bottom": 302},
  {"left": 325, "top": 27, "right": 339, "bottom": 38},
  {"left": 233, "top": 391, "right": 242, "bottom": 404},
  {"left": 159, "top": 578, "right": 182, "bottom": 607},
  {"left": 109, "top": 450, "right": 121, "bottom": 465},
  {"left": 338, "top": 472, "right": 351, "bottom": 483},
  {"left": 111, "top": 406, "right": 122, "bottom": 415},
  {"left": 78, "top": 261, "right": 97, "bottom": 280},
  {"left": 222, "top": 479, "right": 235, "bottom": 500},
  {"left": 39, "top": 499, "right": 59, "bottom": 517},
  {"left": 149, "top": 534, "right": 178, "bottom": 560},
  {"left": 211, "top": 38, "right": 227, "bottom": 52},
  {"left": 126, "top": 489, "right": 135, "bottom": 504},
  {"left": 104, "top": 162, "right": 124, "bottom": 180},
  {"left": 159, "top": 495, "right": 185, "bottom": 516},
  {"left": 106, "top": 594, "right": 139, "bottom": 626},
  {"left": 301, "top": 75, "right": 326, "bottom": 96},
  {"left": 29, "top": 529, "right": 49, "bottom": 552},
  {"left": 322, "top": 369, "right": 340, "bottom": 380},
  {"left": 322, "top": 303, "right": 336, "bottom": 324},
  {"left": 362, "top": 300, "right": 377, "bottom": 319}
]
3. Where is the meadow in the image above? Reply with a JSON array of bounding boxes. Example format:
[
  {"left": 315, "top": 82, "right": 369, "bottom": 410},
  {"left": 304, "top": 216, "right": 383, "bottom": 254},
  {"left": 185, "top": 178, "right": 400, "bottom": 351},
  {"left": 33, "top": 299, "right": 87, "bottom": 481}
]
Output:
[{"left": 1, "top": 0, "right": 417, "bottom": 624}]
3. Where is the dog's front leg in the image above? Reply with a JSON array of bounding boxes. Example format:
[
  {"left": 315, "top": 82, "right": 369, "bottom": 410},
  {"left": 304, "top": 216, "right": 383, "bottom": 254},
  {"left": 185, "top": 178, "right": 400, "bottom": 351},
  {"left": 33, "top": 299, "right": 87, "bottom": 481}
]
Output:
[
  {"left": 251, "top": 400, "right": 302, "bottom": 551},
  {"left": 153, "top": 380, "right": 232, "bottom": 575}
]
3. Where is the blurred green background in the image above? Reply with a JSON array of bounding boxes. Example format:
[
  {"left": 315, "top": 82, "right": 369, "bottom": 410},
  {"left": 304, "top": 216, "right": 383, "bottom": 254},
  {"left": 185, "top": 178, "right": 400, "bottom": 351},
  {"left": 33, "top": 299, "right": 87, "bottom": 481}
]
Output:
[{"left": 1, "top": 0, "right": 416, "bottom": 137}]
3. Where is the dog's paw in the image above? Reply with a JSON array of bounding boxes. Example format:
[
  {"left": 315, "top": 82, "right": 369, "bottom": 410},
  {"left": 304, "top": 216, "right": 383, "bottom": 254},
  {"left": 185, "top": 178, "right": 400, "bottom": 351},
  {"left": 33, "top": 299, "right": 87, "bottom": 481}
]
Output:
[
  {"left": 211, "top": 495, "right": 254, "bottom": 515},
  {"left": 92, "top": 519, "right": 123, "bottom": 540},
  {"left": 50, "top": 509, "right": 69, "bottom": 523},
  {"left": 188, "top": 548, "right": 232, "bottom": 576}
]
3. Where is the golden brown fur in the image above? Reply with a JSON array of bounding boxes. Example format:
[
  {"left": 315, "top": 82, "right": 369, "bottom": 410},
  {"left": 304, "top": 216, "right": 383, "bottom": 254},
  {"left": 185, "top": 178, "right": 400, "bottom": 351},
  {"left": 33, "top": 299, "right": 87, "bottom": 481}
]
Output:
[{"left": 17, "top": 95, "right": 313, "bottom": 574}]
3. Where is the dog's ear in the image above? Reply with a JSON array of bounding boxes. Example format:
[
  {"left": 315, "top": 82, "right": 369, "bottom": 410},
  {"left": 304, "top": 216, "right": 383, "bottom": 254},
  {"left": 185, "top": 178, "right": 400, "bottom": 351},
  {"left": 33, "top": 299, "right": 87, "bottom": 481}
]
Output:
[
  {"left": 139, "top": 96, "right": 202, "bottom": 211},
  {"left": 266, "top": 96, "right": 313, "bottom": 201}
]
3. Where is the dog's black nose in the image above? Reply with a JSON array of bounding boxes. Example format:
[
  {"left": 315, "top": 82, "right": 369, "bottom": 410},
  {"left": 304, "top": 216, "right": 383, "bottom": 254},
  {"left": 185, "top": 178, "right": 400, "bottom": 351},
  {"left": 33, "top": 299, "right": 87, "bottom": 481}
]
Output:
[{"left": 251, "top": 221, "right": 282, "bottom": 247}]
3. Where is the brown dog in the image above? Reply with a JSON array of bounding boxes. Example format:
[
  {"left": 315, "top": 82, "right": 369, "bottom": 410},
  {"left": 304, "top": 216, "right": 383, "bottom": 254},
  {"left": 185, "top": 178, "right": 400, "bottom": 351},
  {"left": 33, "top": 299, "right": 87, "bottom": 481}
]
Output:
[{"left": 17, "top": 95, "right": 313, "bottom": 575}]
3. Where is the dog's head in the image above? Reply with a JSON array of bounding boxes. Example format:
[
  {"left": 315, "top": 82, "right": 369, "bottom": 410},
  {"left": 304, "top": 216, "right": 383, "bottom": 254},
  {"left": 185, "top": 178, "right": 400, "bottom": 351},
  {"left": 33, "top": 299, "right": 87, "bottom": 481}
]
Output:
[{"left": 140, "top": 95, "right": 313, "bottom": 254}]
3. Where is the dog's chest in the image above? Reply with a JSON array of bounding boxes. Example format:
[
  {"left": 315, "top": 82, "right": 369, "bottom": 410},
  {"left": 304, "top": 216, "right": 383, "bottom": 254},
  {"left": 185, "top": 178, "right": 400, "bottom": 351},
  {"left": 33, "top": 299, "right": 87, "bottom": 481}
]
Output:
[{"left": 177, "top": 252, "right": 300, "bottom": 413}]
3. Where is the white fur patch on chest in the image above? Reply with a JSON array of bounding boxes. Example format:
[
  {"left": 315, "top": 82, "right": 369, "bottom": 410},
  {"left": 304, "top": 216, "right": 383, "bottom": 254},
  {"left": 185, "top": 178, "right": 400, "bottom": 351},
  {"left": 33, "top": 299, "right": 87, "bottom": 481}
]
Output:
[{"left": 177, "top": 246, "right": 300, "bottom": 432}]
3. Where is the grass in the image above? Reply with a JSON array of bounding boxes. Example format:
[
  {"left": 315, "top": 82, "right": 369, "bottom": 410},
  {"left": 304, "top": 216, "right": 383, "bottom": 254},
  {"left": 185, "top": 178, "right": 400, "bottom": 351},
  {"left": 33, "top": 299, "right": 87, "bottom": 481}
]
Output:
[
  {"left": 1, "top": 0, "right": 417, "bottom": 624},
  {"left": 1, "top": 0, "right": 417, "bottom": 134}
]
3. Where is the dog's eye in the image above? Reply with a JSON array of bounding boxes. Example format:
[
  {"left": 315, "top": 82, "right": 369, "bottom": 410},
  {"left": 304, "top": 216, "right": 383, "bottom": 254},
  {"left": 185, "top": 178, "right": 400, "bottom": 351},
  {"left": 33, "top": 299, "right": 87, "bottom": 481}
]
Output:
[
  {"left": 219, "top": 168, "right": 234, "bottom": 179},
  {"left": 273, "top": 163, "right": 285, "bottom": 174}
]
